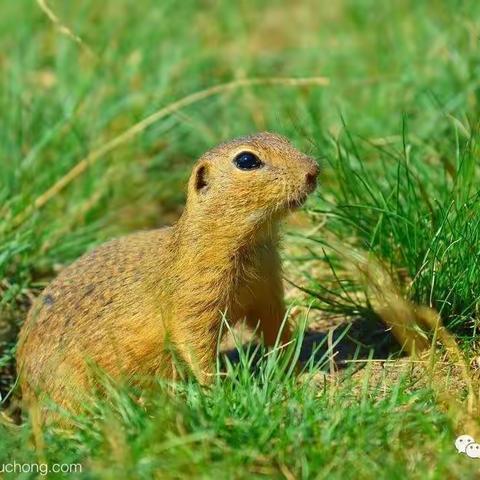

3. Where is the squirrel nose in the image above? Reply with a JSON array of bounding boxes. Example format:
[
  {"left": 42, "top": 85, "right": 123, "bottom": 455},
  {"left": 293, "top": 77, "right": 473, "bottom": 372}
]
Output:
[{"left": 305, "top": 163, "right": 319, "bottom": 190}]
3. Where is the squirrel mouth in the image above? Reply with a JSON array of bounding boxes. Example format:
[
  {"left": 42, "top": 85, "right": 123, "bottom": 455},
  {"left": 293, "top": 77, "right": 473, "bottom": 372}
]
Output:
[{"left": 286, "top": 193, "right": 308, "bottom": 210}]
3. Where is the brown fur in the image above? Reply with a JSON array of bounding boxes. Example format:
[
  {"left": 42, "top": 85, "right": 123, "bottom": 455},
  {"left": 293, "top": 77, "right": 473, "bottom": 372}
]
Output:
[{"left": 16, "top": 132, "right": 319, "bottom": 423}]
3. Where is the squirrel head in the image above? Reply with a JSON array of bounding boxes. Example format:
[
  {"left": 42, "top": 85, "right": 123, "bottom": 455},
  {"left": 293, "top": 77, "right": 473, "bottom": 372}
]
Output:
[{"left": 184, "top": 132, "right": 319, "bottom": 238}]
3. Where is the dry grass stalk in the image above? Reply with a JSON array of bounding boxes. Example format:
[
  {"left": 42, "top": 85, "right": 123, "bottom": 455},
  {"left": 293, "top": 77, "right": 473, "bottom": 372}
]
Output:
[
  {"left": 339, "top": 244, "right": 480, "bottom": 436},
  {"left": 12, "top": 76, "right": 329, "bottom": 228}
]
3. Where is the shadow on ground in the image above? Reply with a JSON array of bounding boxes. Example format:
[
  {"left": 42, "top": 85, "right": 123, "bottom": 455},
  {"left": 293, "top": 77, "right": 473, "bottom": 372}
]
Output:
[{"left": 221, "top": 316, "right": 402, "bottom": 372}]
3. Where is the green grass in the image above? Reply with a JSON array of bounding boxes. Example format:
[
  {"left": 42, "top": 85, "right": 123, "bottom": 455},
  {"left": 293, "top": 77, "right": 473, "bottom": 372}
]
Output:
[
  {"left": 1, "top": 0, "right": 480, "bottom": 477},
  {"left": 0, "top": 338, "right": 478, "bottom": 479},
  {"left": 301, "top": 118, "right": 480, "bottom": 335}
]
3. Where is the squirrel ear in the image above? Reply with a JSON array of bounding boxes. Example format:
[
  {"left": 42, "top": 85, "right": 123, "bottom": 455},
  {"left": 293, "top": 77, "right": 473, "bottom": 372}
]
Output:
[{"left": 194, "top": 164, "right": 209, "bottom": 193}]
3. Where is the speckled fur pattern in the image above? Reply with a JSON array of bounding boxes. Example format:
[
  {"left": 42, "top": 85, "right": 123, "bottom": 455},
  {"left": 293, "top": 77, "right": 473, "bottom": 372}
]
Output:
[{"left": 16, "top": 132, "right": 319, "bottom": 424}]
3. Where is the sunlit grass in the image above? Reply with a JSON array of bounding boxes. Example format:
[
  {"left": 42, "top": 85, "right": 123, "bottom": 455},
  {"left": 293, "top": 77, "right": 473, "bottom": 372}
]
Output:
[{"left": 1, "top": 326, "right": 477, "bottom": 479}]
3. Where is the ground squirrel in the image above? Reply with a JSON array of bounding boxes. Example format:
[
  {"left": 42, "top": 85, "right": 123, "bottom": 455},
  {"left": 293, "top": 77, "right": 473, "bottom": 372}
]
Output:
[{"left": 16, "top": 132, "right": 319, "bottom": 423}]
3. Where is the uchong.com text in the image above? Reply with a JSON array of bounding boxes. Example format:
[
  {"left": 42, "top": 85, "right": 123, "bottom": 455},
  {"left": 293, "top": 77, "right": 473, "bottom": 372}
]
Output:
[{"left": 0, "top": 461, "right": 82, "bottom": 476}]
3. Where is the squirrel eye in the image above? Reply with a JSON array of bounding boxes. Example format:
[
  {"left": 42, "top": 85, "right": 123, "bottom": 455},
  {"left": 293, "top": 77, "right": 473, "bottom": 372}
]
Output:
[{"left": 233, "top": 151, "right": 263, "bottom": 170}]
